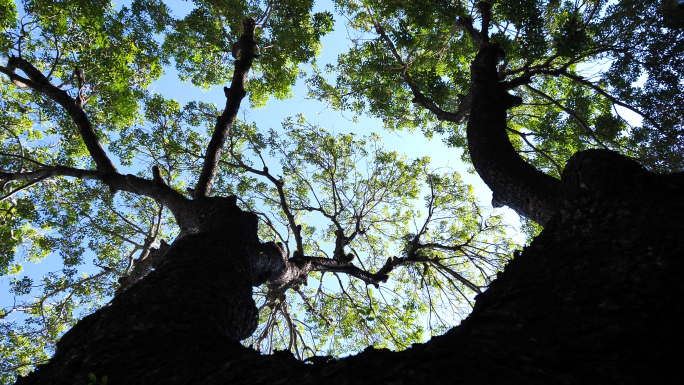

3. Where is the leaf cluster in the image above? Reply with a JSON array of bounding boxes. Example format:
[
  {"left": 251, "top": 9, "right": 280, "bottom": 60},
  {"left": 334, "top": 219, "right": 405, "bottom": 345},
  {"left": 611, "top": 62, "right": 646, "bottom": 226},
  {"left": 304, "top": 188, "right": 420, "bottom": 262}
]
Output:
[{"left": 309, "top": 0, "right": 684, "bottom": 172}]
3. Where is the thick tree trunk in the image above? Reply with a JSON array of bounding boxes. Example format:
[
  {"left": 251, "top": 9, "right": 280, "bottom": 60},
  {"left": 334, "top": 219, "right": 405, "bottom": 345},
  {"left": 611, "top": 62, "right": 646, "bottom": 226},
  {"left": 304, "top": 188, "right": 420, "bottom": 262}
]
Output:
[
  {"left": 16, "top": 150, "right": 684, "bottom": 384},
  {"left": 466, "top": 43, "right": 561, "bottom": 225},
  {"left": 15, "top": 199, "right": 263, "bottom": 385}
]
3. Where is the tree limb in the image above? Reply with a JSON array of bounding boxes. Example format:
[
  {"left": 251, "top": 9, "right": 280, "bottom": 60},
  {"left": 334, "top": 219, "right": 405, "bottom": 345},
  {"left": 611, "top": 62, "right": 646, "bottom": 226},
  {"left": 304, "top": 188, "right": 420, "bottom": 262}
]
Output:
[
  {"left": 466, "top": 43, "right": 561, "bottom": 224},
  {"left": 116, "top": 240, "right": 171, "bottom": 296},
  {"left": 525, "top": 84, "right": 611, "bottom": 151},
  {"left": 221, "top": 155, "right": 305, "bottom": 256},
  {"left": 549, "top": 69, "right": 680, "bottom": 146},
  {"left": 0, "top": 57, "right": 117, "bottom": 175},
  {"left": 369, "top": 11, "right": 472, "bottom": 124},
  {"left": 0, "top": 165, "right": 189, "bottom": 221},
  {"left": 0, "top": 175, "right": 48, "bottom": 203},
  {"left": 477, "top": 2, "right": 492, "bottom": 42},
  {"left": 194, "top": 18, "right": 257, "bottom": 198},
  {"left": 458, "top": 16, "right": 484, "bottom": 46},
  {"left": 505, "top": 126, "right": 564, "bottom": 175}
]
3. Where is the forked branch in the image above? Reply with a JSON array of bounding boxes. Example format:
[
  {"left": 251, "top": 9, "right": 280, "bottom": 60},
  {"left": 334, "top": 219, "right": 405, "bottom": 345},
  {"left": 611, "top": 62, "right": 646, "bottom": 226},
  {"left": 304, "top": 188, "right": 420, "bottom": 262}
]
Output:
[{"left": 368, "top": 8, "right": 472, "bottom": 124}]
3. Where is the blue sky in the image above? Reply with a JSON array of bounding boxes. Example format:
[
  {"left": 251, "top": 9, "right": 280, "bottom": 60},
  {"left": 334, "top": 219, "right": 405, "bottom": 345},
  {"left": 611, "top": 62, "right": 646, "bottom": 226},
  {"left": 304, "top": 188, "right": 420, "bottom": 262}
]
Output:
[
  {"left": 0, "top": 0, "right": 521, "bottom": 314},
  {"left": 2, "top": 0, "right": 654, "bottom": 363},
  {"left": 0, "top": 0, "right": 513, "bottom": 336}
]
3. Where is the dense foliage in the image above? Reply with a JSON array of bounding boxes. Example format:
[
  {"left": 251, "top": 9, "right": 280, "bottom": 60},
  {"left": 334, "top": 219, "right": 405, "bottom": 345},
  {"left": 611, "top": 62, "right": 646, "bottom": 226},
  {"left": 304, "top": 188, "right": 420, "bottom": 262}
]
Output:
[
  {"left": 312, "top": 0, "right": 683, "bottom": 173},
  {"left": 1, "top": 0, "right": 681, "bottom": 382}
]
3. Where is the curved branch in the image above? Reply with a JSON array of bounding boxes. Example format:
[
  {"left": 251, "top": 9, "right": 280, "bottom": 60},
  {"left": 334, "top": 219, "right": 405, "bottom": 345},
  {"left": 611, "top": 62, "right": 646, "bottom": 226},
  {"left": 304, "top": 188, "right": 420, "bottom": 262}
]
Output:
[
  {"left": 369, "top": 11, "right": 472, "bottom": 124},
  {"left": 0, "top": 165, "right": 189, "bottom": 219},
  {"left": 458, "top": 16, "right": 484, "bottom": 46},
  {"left": 194, "top": 18, "right": 257, "bottom": 198},
  {"left": 408, "top": 83, "right": 473, "bottom": 124},
  {"left": 466, "top": 43, "right": 561, "bottom": 224},
  {"left": 0, "top": 57, "right": 117, "bottom": 174},
  {"left": 0, "top": 152, "right": 48, "bottom": 167},
  {"left": 0, "top": 175, "right": 48, "bottom": 202},
  {"left": 0, "top": 166, "right": 97, "bottom": 182},
  {"left": 524, "top": 84, "right": 610, "bottom": 151}
]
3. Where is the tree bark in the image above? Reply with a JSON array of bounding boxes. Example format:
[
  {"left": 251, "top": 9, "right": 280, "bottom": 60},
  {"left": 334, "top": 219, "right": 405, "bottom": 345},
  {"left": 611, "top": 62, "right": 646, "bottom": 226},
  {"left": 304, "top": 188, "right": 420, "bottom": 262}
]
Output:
[
  {"left": 15, "top": 199, "right": 263, "bottom": 385},
  {"left": 16, "top": 149, "right": 684, "bottom": 384},
  {"left": 194, "top": 19, "right": 258, "bottom": 198},
  {"left": 466, "top": 43, "right": 561, "bottom": 225}
]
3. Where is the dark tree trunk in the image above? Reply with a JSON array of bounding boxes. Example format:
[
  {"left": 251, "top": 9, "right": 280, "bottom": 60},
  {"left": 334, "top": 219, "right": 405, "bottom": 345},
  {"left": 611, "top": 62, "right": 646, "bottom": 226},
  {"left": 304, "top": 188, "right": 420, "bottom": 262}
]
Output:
[
  {"left": 16, "top": 150, "right": 684, "bottom": 384},
  {"left": 15, "top": 198, "right": 263, "bottom": 384},
  {"left": 466, "top": 43, "right": 561, "bottom": 225}
]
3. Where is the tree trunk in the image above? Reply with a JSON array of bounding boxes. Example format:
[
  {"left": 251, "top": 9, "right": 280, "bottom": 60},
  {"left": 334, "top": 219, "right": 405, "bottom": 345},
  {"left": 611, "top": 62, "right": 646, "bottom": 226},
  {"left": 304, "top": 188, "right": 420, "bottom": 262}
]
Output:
[
  {"left": 15, "top": 200, "right": 263, "bottom": 384},
  {"left": 16, "top": 150, "right": 684, "bottom": 384},
  {"left": 466, "top": 43, "right": 561, "bottom": 225}
]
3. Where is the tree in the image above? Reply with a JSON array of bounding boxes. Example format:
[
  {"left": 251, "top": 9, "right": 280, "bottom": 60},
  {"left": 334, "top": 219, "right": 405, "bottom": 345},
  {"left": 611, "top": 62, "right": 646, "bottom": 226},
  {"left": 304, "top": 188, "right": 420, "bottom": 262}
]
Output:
[
  {"left": 313, "top": 0, "right": 684, "bottom": 223},
  {"left": 1, "top": 0, "right": 683, "bottom": 383},
  {"left": 1, "top": 0, "right": 512, "bottom": 380}
]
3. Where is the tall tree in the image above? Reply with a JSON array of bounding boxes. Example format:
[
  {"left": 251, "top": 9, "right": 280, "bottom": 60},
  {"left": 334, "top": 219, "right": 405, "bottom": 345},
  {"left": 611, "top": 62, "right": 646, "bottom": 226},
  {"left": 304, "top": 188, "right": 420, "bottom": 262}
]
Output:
[
  {"left": 1, "top": 0, "right": 511, "bottom": 381},
  {"left": 313, "top": 0, "right": 684, "bottom": 224},
  {"left": 1, "top": 0, "right": 683, "bottom": 383}
]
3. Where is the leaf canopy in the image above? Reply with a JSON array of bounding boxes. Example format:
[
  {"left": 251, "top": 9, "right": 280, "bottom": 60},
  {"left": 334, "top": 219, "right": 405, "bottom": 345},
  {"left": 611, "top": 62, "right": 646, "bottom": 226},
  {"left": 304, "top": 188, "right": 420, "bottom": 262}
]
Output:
[
  {"left": 313, "top": 0, "right": 684, "bottom": 173},
  {"left": 1, "top": 0, "right": 681, "bottom": 382}
]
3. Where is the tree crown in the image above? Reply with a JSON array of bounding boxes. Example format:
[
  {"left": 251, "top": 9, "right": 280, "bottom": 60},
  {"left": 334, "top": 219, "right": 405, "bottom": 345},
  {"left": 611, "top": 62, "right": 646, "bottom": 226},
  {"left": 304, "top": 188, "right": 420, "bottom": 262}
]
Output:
[{"left": 1, "top": 0, "right": 682, "bottom": 382}]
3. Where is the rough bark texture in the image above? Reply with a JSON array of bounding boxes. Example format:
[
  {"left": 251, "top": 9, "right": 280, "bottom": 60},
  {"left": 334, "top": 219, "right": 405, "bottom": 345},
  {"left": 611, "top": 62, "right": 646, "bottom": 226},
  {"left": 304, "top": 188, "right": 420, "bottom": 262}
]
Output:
[
  {"left": 466, "top": 43, "right": 561, "bottom": 224},
  {"left": 15, "top": 198, "right": 262, "bottom": 384},
  {"left": 15, "top": 149, "right": 684, "bottom": 384}
]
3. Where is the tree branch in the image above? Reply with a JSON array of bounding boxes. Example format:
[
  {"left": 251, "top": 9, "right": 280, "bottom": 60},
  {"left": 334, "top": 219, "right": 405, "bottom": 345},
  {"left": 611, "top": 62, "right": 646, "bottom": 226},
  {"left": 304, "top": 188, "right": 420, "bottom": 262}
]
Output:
[
  {"left": 116, "top": 240, "right": 171, "bottom": 296},
  {"left": 458, "top": 16, "right": 484, "bottom": 46},
  {"left": 505, "top": 126, "right": 564, "bottom": 175},
  {"left": 194, "top": 18, "right": 257, "bottom": 198},
  {"left": 295, "top": 288, "right": 332, "bottom": 327},
  {"left": 0, "top": 57, "right": 117, "bottom": 175},
  {"left": 376, "top": 254, "right": 482, "bottom": 294},
  {"left": 477, "top": 2, "right": 492, "bottom": 42},
  {"left": 408, "top": 83, "right": 473, "bottom": 124},
  {"left": 466, "top": 43, "right": 561, "bottom": 224},
  {"left": 221, "top": 155, "right": 305, "bottom": 256},
  {"left": 525, "top": 84, "right": 611, "bottom": 151},
  {"left": 0, "top": 175, "right": 48, "bottom": 203},
  {"left": 502, "top": 45, "right": 627, "bottom": 90},
  {"left": 369, "top": 11, "right": 472, "bottom": 124},
  {"left": 306, "top": 257, "right": 388, "bottom": 286},
  {"left": 0, "top": 166, "right": 99, "bottom": 183},
  {"left": 0, "top": 165, "right": 189, "bottom": 221},
  {"left": 549, "top": 69, "right": 679, "bottom": 145}
]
